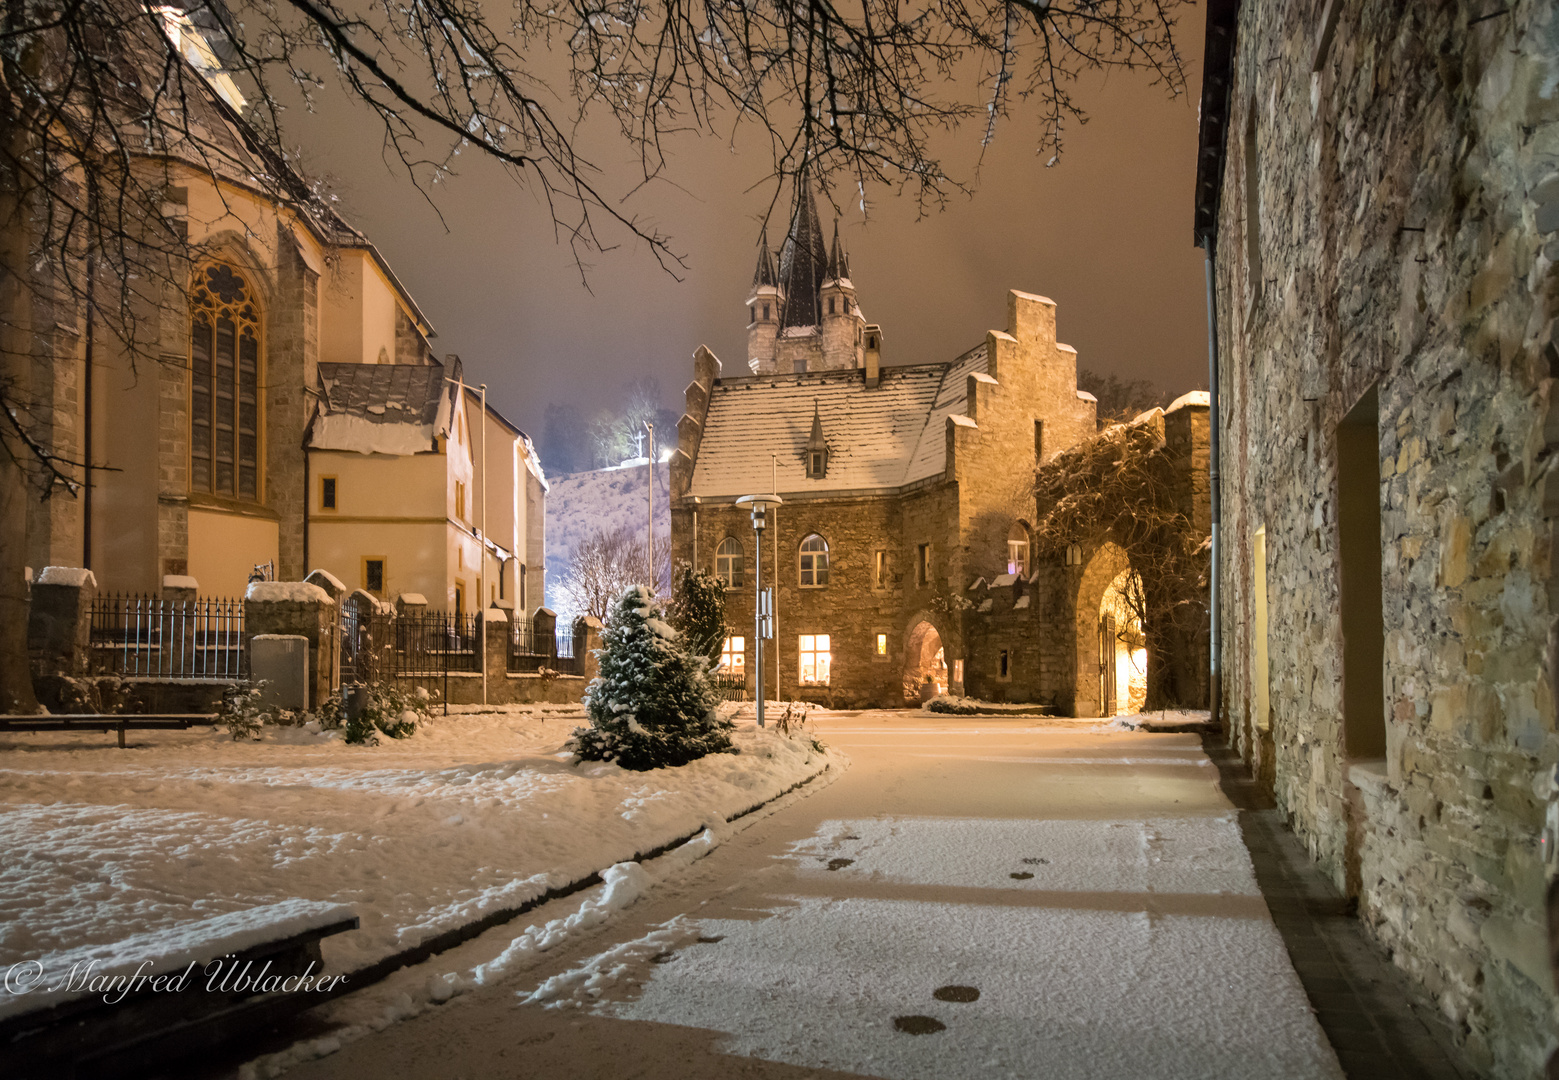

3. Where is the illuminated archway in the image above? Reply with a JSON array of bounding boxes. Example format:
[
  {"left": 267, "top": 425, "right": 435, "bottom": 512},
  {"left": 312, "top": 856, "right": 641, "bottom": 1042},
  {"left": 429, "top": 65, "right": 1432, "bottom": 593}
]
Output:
[
  {"left": 903, "top": 620, "right": 949, "bottom": 703},
  {"left": 1073, "top": 541, "right": 1131, "bottom": 717},
  {"left": 1099, "top": 568, "right": 1148, "bottom": 715}
]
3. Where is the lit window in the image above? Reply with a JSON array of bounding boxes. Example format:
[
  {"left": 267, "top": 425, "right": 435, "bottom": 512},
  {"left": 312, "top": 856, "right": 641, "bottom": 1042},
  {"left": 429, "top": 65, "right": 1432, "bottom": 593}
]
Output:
[
  {"left": 876, "top": 633, "right": 887, "bottom": 656},
  {"left": 720, "top": 636, "right": 746, "bottom": 673},
  {"left": 799, "top": 534, "right": 830, "bottom": 587},
  {"left": 320, "top": 476, "right": 337, "bottom": 510},
  {"left": 716, "top": 537, "right": 744, "bottom": 587},
  {"left": 799, "top": 634, "right": 831, "bottom": 685},
  {"left": 189, "top": 264, "right": 261, "bottom": 501},
  {"left": 1007, "top": 522, "right": 1030, "bottom": 576},
  {"left": 874, "top": 549, "right": 887, "bottom": 588}
]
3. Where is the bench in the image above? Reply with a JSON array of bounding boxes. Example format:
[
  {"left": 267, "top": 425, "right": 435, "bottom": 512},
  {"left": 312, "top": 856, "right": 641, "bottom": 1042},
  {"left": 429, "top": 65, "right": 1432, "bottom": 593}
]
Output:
[
  {"left": 0, "top": 714, "right": 219, "bottom": 748},
  {"left": 0, "top": 899, "right": 359, "bottom": 1079}
]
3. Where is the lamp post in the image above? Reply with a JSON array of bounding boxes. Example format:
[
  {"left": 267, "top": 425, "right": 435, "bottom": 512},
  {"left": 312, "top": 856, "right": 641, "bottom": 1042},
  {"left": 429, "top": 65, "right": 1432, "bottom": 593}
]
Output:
[
  {"left": 644, "top": 420, "right": 654, "bottom": 592},
  {"left": 735, "top": 493, "right": 783, "bottom": 728}
]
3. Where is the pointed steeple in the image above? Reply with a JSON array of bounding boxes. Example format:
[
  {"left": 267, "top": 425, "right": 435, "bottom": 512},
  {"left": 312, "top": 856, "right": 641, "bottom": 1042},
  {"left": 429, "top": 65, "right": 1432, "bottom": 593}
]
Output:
[
  {"left": 777, "top": 172, "right": 829, "bottom": 331},
  {"left": 751, "top": 232, "right": 778, "bottom": 290},
  {"left": 824, "top": 221, "right": 849, "bottom": 283}
]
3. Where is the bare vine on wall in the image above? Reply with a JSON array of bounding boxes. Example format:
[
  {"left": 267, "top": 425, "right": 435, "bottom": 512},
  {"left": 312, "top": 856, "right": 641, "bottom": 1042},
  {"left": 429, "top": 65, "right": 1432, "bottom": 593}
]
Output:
[{"left": 1030, "top": 417, "right": 1209, "bottom": 709}]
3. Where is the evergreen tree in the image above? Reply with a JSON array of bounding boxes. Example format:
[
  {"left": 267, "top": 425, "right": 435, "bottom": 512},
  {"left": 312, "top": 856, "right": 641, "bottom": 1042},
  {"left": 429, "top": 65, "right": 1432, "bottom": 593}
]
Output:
[
  {"left": 574, "top": 585, "right": 733, "bottom": 770},
  {"left": 669, "top": 561, "right": 728, "bottom": 663}
]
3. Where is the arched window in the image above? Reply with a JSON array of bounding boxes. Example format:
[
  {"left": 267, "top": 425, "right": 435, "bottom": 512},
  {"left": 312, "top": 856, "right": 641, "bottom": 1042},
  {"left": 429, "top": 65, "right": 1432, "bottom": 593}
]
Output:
[
  {"left": 1007, "top": 521, "right": 1031, "bottom": 576},
  {"left": 799, "top": 534, "right": 829, "bottom": 587},
  {"left": 190, "top": 264, "right": 261, "bottom": 500},
  {"left": 716, "top": 537, "right": 743, "bottom": 587}
]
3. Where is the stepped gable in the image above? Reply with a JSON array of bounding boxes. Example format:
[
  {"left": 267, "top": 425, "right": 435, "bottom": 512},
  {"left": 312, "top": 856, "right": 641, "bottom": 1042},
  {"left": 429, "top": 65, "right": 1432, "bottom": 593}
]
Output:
[
  {"left": 687, "top": 344, "right": 987, "bottom": 498},
  {"left": 776, "top": 178, "right": 829, "bottom": 331}
]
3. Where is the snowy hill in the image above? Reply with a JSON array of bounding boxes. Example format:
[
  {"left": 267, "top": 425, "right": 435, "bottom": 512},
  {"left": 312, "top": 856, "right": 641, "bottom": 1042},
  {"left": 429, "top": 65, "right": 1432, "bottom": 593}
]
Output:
[{"left": 544, "top": 460, "right": 670, "bottom": 610}]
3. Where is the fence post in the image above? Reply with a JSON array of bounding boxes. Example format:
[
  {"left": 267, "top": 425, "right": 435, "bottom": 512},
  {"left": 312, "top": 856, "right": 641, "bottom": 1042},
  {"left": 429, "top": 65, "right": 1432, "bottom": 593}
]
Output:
[
  {"left": 575, "top": 615, "right": 603, "bottom": 683},
  {"left": 244, "top": 581, "right": 335, "bottom": 710},
  {"left": 28, "top": 567, "right": 98, "bottom": 677},
  {"left": 483, "top": 606, "right": 509, "bottom": 694},
  {"left": 532, "top": 607, "right": 557, "bottom": 662}
]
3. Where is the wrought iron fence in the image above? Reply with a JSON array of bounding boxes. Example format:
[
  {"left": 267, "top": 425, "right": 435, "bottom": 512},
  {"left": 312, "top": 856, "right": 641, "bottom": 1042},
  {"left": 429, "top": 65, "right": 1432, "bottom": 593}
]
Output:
[
  {"left": 509, "top": 624, "right": 579, "bottom": 675},
  {"left": 88, "top": 594, "right": 246, "bottom": 679},
  {"left": 340, "top": 607, "right": 482, "bottom": 694},
  {"left": 709, "top": 669, "right": 748, "bottom": 702}
]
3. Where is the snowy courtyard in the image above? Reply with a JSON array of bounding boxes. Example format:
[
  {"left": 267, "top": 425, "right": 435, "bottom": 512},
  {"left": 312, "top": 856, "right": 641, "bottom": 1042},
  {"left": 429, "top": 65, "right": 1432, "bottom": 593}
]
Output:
[{"left": 0, "top": 704, "right": 833, "bottom": 1010}]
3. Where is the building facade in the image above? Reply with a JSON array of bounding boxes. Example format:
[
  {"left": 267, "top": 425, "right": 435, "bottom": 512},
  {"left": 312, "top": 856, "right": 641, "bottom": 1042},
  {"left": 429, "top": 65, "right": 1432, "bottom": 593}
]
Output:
[
  {"left": 1197, "top": 0, "right": 1559, "bottom": 1074},
  {"left": 673, "top": 184, "right": 1217, "bottom": 709}
]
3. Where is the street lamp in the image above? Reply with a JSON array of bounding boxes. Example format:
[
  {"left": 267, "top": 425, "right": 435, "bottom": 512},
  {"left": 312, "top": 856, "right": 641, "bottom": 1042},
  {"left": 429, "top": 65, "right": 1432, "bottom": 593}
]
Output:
[{"left": 735, "top": 493, "right": 783, "bottom": 728}]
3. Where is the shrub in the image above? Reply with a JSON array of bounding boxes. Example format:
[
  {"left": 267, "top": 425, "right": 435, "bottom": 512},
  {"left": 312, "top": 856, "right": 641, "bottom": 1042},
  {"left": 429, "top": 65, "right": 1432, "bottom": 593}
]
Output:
[
  {"left": 343, "top": 683, "right": 436, "bottom": 745},
  {"left": 220, "top": 682, "right": 270, "bottom": 740},
  {"left": 926, "top": 695, "right": 983, "bottom": 715},
  {"left": 573, "top": 585, "right": 733, "bottom": 770}
]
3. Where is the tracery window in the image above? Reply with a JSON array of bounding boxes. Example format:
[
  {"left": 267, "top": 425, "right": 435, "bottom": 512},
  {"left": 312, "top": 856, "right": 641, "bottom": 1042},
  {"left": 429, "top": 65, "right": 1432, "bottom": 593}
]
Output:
[
  {"left": 716, "top": 537, "right": 743, "bottom": 587},
  {"left": 189, "top": 264, "right": 261, "bottom": 500},
  {"left": 799, "top": 534, "right": 829, "bottom": 587}
]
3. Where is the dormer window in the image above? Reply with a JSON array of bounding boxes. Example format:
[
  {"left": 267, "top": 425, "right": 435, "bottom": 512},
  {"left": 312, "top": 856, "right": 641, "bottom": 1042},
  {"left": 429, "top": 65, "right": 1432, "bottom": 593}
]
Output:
[{"left": 805, "top": 401, "right": 829, "bottom": 479}]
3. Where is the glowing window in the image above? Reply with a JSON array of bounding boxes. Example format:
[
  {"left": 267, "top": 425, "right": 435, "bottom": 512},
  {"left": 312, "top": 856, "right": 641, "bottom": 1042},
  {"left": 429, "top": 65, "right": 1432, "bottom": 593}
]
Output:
[
  {"left": 917, "top": 543, "right": 931, "bottom": 587},
  {"left": 874, "top": 550, "right": 888, "bottom": 588},
  {"left": 799, "top": 634, "right": 831, "bottom": 685},
  {"left": 189, "top": 264, "right": 261, "bottom": 501},
  {"left": 716, "top": 537, "right": 743, "bottom": 587},
  {"left": 720, "top": 636, "right": 746, "bottom": 673},
  {"left": 1007, "top": 522, "right": 1030, "bottom": 576},
  {"left": 799, "top": 534, "right": 829, "bottom": 587},
  {"left": 876, "top": 634, "right": 887, "bottom": 656}
]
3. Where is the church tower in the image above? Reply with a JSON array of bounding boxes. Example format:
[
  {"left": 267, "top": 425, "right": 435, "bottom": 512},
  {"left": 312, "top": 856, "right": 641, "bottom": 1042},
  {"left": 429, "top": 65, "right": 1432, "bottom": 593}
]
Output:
[
  {"left": 745, "top": 174, "right": 867, "bottom": 375},
  {"left": 747, "top": 234, "right": 782, "bottom": 374},
  {"left": 819, "top": 222, "right": 864, "bottom": 370}
]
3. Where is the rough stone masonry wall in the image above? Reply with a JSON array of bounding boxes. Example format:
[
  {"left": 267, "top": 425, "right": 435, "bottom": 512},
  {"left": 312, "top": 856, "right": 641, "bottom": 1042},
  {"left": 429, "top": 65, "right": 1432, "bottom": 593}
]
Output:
[
  {"left": 1214, "top": 2, "right": 1559, "bottom": 1074},
  {"left": 269, "top": 224, "right": 318, "bottom": 580}
]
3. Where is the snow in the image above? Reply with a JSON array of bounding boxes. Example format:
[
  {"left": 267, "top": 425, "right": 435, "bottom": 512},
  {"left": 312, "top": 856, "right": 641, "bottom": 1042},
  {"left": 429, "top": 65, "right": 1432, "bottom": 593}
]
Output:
[
  {"left": 309, "top": 414, "right": 434, "bottom": 456},
  {"left": 36, "top": 566, "right": 96, "bottom": 588},
  {"left": 1076, "top": 389, "right": 1099, "bottom": 403},
  {"left": 396, "top": 592, "right": 427, "bottom": 606},
  {"left": 1166, "top": 390, "right": 1212, "bottom": 413},
  {"left": 1013, "top": 595, "right": 1030, "bottom": 609},
  {"left": 245, "top": 581, "right": 334, "bottom": 605},
  {"left": 304, "top": 568, "right": 346, "bottom": 593},
  {"left": 990, "top": 572, "right": 1018, "bottom": 587},
  {"left": 948, "top": 414, "right": 978, "bottom": 428},
  {"left": 161, "top": 574, "right": 200, "bottom": 590},
  {"left": 481, "top": 606, "right": 509, "bottom": 623},
  {"left": 0, "top": 707, "right": 833, "bottom": 1001},
  {"left": 544, "top": 461, "right": 669, "bottom": 614},
  {"left": 0, "top": 898, "right": 354, "bottom": 1020}
]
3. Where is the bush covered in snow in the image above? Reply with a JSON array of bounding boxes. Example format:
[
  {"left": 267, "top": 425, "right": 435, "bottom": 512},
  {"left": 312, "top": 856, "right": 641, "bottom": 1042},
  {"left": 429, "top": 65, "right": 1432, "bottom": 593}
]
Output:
[
  {"left": 336, "top": 683, "right": 437, "bottom": 745},
  {"left": 220, "top": 682, "right": 275, "bottom": 740},
  {"left": 925, "top": 694, "right": 983, "bottom": 715},
  {"left": 573, "top": 585, "right": 733, "bottom": 770},
  {"left": 668, "top": 560, "right": 727, "bottom": 662}
]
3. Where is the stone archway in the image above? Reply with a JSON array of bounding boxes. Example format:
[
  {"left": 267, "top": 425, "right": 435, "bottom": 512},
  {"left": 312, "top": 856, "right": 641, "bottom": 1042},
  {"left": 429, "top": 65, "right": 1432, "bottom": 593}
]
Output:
[
  {"left": 1073, "top": 541, "right": 1132, "bottom": 717},
  {"left": 903, "top": 616, "right": 951, "bottom": 703}
]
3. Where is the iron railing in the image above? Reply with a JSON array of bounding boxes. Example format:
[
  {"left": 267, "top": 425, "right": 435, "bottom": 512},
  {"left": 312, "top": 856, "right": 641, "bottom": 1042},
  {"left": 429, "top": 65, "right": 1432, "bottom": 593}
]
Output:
[
  {"left": 88, "top": 594, "right": 246, "bottom": 680},
  {"left": 709, "top": 669, "right": 747, "bottom": 702},
  {"left": 393, "top": 612, "right": 481, "bottom": 676},
  {"left": 509, "top": 624, "right": 578, "bottom": 675}
]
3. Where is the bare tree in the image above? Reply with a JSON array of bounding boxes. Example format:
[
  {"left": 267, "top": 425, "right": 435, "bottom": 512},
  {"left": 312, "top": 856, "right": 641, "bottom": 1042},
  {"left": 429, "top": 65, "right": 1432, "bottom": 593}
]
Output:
[
  {"left": 556, "top": 524, "right": 671, "bottom": 624},
  {"left": 0, "top": 0, "right": 1189, "bottom": 709},
  {"left": 1078, "top": 368, "right": 1171, "bottom": 424}
]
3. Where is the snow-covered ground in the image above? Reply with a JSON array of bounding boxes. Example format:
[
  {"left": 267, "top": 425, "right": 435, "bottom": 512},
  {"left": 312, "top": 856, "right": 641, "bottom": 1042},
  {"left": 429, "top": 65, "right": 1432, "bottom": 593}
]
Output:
[
  {"left": 0, "top": 705, "right": 832, "bottom": 1020},
  {"left": 544, "top": 461, "right": 670, "bottom": 612}
]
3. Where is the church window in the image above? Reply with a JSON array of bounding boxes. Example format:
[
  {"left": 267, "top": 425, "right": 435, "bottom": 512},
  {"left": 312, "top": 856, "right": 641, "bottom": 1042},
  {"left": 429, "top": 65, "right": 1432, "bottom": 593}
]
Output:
[
  {"left": 762, "top": 302, "right": 770, "bottom": 320},
  {"left": 799, "top": 534, "right": 829, "bottom": 587},
  {"left": 799, "top": 634, "right": 831, "bottom": 685},
  {"left": 320, "top": 476, "right": 337, "bottom": 510},
  {"left": 716, "top": 537, "right": 744, "bottom": 587},
  {"left": 189, "top": 263, "right": 261, "bottom": 501},
  {"left": 1007, "top": 522, "right": 1030, "bottom": 576}
]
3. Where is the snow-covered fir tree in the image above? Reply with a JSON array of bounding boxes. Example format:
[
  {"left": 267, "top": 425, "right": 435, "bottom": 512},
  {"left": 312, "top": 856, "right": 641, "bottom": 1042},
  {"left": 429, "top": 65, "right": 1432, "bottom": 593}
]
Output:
[{"left": 574, "top": 585, "right": 733, "bottom": 770}]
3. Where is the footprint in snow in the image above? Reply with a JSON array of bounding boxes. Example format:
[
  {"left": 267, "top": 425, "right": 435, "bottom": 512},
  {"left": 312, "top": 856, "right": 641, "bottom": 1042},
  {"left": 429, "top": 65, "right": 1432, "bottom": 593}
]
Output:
[{"left": 826, "top": 858, "right": 853, "bottom": 871}]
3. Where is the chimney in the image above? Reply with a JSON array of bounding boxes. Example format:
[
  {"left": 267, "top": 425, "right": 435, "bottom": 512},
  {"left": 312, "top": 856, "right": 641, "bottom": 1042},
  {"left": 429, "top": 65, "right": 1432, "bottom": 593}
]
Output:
[{"left": 864, "top": 325, "right": 882, "bottom": 388}]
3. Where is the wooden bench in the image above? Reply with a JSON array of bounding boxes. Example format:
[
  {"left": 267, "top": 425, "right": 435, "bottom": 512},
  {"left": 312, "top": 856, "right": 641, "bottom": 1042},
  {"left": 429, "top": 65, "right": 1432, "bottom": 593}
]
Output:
[
  {"left": 1, "top": 900, "right": 359, "bottom": 1079},
  {"left": 0, "top": 714, "right": 218, "bottom": 748}
]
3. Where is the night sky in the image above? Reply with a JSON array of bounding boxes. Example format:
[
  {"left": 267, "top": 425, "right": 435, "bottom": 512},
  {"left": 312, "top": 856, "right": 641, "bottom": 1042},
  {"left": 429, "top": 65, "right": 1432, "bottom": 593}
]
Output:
[{"left": 282, "top": 3, "right": 1210, "bottom": 444}]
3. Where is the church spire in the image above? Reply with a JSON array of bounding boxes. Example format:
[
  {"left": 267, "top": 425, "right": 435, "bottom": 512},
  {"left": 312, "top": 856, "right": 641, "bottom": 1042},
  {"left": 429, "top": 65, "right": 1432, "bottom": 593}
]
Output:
[
  {"left": 777, "top": 172, "right": 829, "bottom": 331},
  {"left": 824, "top": 220, "right": 849, "bottom": 283},
  {"left": 752, "top": 232, "right": 778, "bottom": 290}
]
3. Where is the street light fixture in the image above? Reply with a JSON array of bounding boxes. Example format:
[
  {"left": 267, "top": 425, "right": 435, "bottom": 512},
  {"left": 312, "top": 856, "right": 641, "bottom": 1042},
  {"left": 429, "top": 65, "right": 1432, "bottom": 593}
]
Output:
[{"left": 735, "top": 493, "right": 783, "bottom": 728}]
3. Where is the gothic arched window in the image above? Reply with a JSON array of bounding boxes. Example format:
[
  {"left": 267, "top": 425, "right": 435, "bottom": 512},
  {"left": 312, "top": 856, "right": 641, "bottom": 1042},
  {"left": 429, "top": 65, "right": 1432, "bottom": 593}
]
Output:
[
  {"left": 799, "top": 534, "right": 829, "bottom": 588},
  {"left": 190, "top": 264, "right": 261, "bottom": 501},
  {"left": 716, "top": 537, "right": 743, "bottom": 587}
]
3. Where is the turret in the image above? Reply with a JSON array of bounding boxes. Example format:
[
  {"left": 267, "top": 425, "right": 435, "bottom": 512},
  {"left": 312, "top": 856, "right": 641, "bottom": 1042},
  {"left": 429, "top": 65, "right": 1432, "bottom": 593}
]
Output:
[
  {"left": 747, "top": 234, "right": 782, "bottom": 374},
  {"left": 819, "top": 221, "right": 864, "bottom": 370}
]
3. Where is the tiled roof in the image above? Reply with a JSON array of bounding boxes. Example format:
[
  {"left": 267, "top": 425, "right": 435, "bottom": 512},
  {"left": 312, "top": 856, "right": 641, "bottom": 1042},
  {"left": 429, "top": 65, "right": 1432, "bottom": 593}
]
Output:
[
  {"left": 309, "top": 361, "right": 455, "bottom": 453},
  {"left": 688, "top": 348, "right": 988, "bottom": 499}
]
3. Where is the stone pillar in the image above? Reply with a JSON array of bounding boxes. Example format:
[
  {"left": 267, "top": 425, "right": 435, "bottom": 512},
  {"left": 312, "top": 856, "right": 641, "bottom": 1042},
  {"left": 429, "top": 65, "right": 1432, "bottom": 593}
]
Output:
[
  {"left": 532, "top": 607, "right": 557, "bottom": 660},
  {"left": 161, "top": 574, "right": 198, "bottom": 605},
  {"left": 396, "top": 592, "right": 428, "bottom": 618},
  {"left": 304, "top": 569, "right": 346, "bottom": 604},
  {"left": 483, "top": 606, "right": 510, "bottom": 686},
  {"left": 574, "top": 615, "right": 603, "bottom": 683},
  {"left": 244, "top": 581, "right": 334, "bottom": 710},
  {"left": 28, "top": 566, "right": 98, "bottom": 676}
]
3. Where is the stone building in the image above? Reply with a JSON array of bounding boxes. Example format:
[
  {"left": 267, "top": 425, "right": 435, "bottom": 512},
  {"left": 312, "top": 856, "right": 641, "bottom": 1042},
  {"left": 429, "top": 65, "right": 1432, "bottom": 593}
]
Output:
[
  {"left": 1197, "top": 0, "right": 1559, "bottom": 1074},
  {"left": 9, "top": 9, "right": 543, "bottom": 608},
  {"left": 673, "top": 184, "right": 1212, "bottom": 710}
]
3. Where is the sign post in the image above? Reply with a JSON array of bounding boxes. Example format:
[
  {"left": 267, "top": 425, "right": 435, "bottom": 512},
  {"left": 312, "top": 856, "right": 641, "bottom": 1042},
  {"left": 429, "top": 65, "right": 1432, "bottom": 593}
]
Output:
[{"left": 735, "top": 494, "right": 783, "bottom": 727}]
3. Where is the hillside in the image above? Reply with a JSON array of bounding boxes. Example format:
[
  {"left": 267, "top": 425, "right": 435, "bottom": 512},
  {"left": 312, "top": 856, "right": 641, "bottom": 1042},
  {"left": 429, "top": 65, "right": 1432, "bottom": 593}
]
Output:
[{"left": 544, "top": 460, "right": 670, "bottom": 611}]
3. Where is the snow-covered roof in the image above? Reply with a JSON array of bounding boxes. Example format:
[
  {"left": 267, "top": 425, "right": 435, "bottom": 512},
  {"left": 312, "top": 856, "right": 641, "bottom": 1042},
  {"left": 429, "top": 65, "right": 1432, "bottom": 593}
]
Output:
[
  {"left": 689, "top": 346, "right": 987, "bottom": 498},
  {"left": 1166, "top": 390, "right": 1212, "bottom": 414},
  {"left": 310, "top": 361, "right": 455, "bottom": 455}
]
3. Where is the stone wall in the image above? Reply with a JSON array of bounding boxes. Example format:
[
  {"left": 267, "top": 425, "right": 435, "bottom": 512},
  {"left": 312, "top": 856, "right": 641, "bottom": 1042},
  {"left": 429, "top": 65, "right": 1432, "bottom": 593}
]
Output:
[
  {"left": 269, "top": 223, "right": 319, "bottom": 581},
  {"left": 1211, "top": 2, "right": 1559, "bottom": 1074}
]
